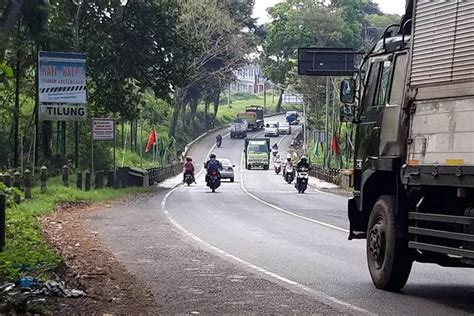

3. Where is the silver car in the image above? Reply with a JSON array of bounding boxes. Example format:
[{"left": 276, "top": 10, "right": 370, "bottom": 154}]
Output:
[
  {"left": 278, "top": 122, "right": 292, "bottom": 135},
  {"left": 219, "top": 158, "right": 235, "bottom": 182}
]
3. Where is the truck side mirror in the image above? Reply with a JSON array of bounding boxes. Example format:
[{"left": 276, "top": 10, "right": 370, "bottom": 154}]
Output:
[
  {"left": 340, "top": 79, "right": 356, "bottom": 104},
  {"left": 340, "top": 104, "right": 355, "bottom": 123}
]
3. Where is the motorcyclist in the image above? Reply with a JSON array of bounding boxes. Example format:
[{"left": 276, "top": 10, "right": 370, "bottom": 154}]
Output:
[
  {"left": 216, "top": 134, "right": 223, "bottom": 145},
  {"left": 296, "top": 156, "right": 311, "bottom": 171},
  {"left": 204, "top": 153, "right": 222, "bottom": 184},
  {"left": 272, "top": 143, "right": 279, "bottom": 151},
  {"left": 183, "top": 156, "right": 196, "bottom": 183},
  {"left": 271, "top": 143, "right": 279, "bottom": 157}
]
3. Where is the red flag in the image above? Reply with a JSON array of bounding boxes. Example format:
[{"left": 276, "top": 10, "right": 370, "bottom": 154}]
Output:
[
  {"left": 145, "top": 128, "right": 157, "bottom": 153},
  {"left": 331, "top": 134, "right": 339, "bottom": 156}
]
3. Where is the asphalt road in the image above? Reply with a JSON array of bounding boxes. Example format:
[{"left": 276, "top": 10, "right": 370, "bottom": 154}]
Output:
[{"left": 165, "top": 115, "right": 474, "bottom": 315}]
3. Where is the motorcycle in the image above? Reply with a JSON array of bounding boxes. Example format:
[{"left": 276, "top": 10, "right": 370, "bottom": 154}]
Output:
[
  {"left": 184, "top": 173, "right": 194, "bottom": 186},
  {"left": 216, "top": 137, "right": 222, "bottom": 148},
  {"left": 207, "top": 170, "right": 221, "bottom": 192},
  {"left": 274, "top": 160, "right": 282, "bottom": 175},
  {"left": 295, "top": 167, "right": 309, "bottom": 193},
  {"left": 284, "top": 165, "right": 295, "bottom": 184}
]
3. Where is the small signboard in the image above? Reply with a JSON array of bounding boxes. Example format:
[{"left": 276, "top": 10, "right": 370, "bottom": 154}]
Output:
[
  {"left": 39, "top": 104, "right": 87, "bottom": 121},
  {"left": 92, "top": 119, "right": 115, "bottom": 141},
  {"left": 298, "top": 48, "right": 361, "bottom": 76},
  {"left": 38, "top": 51, "right": 87, "bottom": 104},
  {"left": 314, "top": 130, "right": 326, "bottom": 143}
]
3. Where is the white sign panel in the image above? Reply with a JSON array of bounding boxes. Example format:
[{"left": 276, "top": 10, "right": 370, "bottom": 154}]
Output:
[
  {"left": 38, "top": 51, "right": 87, "bottom": 104},
  {"left": 39, "top": 104, "right": 87, "bottom": 121},
  {"left": 93, "top": 119, "right": 115, "bottom": 141},
  {"left": 282, "top": 93, "right": 303, "bottom": 104}
]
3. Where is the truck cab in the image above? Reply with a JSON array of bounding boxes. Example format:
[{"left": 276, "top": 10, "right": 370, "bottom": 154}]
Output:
[{"left": 244, "top": 138, "right": 270, "bottom": 170}]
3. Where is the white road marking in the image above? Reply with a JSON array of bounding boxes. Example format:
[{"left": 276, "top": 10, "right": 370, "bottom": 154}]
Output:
[{"left": 161, "top": 186, "right": 372, "bottom": 315}]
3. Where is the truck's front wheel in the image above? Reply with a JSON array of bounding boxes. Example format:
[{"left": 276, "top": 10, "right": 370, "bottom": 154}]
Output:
[{"left": 367, "top": 195, "right": 413, "bottom": 292}]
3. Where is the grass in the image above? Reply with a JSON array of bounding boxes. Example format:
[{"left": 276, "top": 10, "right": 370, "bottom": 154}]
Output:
[{"left": 0, "top": 180, "right": 152, "bottom": 282}]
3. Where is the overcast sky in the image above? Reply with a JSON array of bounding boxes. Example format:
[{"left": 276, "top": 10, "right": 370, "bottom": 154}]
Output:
[{"left": 253, "top": 0, "right": 407, "bottom": 24}]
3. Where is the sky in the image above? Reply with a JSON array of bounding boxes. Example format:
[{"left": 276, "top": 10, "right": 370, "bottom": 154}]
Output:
[{"left": 253, "top": 0, "right": 407, "bottom": 24}]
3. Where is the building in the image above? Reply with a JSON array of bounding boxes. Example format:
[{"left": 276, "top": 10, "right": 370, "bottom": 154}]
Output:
[{"left": 231, "top": 63, "right": 268, "bottom": 93}]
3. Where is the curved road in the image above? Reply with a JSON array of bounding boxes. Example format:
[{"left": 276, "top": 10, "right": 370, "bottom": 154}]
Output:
[{"left": 164, "top": 116, "right": 474, "bottom": 315}]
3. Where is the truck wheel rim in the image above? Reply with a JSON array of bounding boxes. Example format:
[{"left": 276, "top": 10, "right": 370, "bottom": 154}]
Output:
[{"left": 368, "top": 216, "right": 386, "bottom": 269}]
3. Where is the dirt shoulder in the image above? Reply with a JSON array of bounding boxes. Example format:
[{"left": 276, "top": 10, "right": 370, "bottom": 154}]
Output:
[{"left": 39, "top": 198, "right": 159, "bottom": 315}]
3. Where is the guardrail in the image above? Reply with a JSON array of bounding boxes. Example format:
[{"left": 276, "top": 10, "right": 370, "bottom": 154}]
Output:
[
  {"left": 147, "top": 163, "right": 182, "bottom": 186},
  {"left": 309, "top": 166, "right": 341, "bottom": 184}
]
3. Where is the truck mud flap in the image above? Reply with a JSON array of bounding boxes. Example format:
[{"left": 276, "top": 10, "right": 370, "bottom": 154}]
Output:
[{"left": 348, "top": 196, "right": 366, "bottom": 240}]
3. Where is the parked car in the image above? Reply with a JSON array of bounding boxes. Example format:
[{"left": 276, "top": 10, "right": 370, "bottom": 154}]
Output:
[
  {"left": 219, "top": 158, "right": 235, "bottom": 182},
  {"left": 278, "top": 122, "right": 291, "bottom": 135},
  {"left": 264, "top": 121, "right": 279, "bottom": 137}
]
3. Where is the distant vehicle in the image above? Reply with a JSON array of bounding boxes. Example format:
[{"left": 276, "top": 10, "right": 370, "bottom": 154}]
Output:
[
  {"left": 286, "top": 111, "right": 299, "bottom": 125},
  {"left": 237, "top": 112, "right": 258, "bottom": 131},
  {"left": 278, "top": 122, "right": 292, "bottom": 135},
  {"left": 244, "top": 138, "right": 270, "bottom": 170},
  {"left": 219, "top": 158, "right": 235, "bottom": 182},
  {"left": 264, "top": 121, "right": 279, "bottom": 137},
  {"left": 230, "top": 119, "right": 248, "bottom": 139},
  {"left": 184, "top": 173, "right": 194, "bottom": 186},
  {"left": 246, "top": 106, "right": 265, "bottom": 130}
]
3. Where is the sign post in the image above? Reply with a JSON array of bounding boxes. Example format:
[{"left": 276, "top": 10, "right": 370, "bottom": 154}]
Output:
[{"left": 92, "top": 119, "right": 116, "bottom": 175}]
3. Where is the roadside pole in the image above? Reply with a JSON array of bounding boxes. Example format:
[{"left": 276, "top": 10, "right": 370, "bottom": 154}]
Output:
[{"left": 324, "top": 76, "right": 330, "bottom": 169}]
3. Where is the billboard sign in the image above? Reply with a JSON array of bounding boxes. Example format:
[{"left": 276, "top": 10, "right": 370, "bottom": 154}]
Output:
[
  {"left": 39, "top": 104, "right": 87, "bottom": 121},
  {"left": 298, "top": 48, "right": 362, "bottom": 76},
  {"left": 38, "top": 51, "right": 87, "bottom": 104},
  {"left": 92, "top": 119, "right": 115, "bottom": 141}
]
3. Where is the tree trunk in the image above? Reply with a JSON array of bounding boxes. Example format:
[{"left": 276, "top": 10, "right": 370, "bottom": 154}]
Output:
[
  {"left": 0, "top": 0, "right": 24, "bottom": 59},
  {"left": 189, "top": 98, "right": 199, "bottom": 131},
  {"left": 213, "top": 89, "right": 221, "bottom": 119},
  {"left": 276, "top": 89, "right": 284, "bottom": 113},
  {"left": 169, "top": 87, "right": 187, "bottom": 137}
]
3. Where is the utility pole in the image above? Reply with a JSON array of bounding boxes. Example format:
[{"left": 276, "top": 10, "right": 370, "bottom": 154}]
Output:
[
  {"left": 263, "top": 82, "right": 267, "bottom": 114},
  {"left": 74, "top": 0, "right": 83, "bottom": 169}
]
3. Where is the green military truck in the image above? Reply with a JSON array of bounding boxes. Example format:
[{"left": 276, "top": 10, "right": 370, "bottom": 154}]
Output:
[{"left": 244, "top": 138, "right": 270, "bottom": 170}]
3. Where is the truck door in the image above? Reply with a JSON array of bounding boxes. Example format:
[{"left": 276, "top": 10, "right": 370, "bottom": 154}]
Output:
[{"left": 355, "top": 56, "right": 393, "bottom": 169}]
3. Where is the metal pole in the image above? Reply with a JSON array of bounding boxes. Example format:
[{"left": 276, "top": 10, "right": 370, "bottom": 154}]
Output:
[
  {"left": 325, "top": 76, "right": 330, "bottom": 169},
  {"left": 263, "top": 82, "right": 267, "bottom": 114},
  {"left": 139, "top": 115, "right": 143, "bottom": 168}
]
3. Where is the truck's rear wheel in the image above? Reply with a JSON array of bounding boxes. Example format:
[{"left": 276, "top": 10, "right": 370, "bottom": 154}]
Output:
[
  {"left": 367, "top": 195, "right": 413, "bottom": 291},
  {"left": 247, "top": 165, "right": 252, "bottom": 170}
]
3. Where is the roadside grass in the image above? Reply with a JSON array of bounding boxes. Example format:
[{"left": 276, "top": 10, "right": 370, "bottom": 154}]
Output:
[{"left": 0, "top": 180, "right": 152, "bottom": 282}]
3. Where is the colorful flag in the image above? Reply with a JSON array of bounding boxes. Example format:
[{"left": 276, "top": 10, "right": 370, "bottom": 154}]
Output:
[{"left": 145, "top": 128, "right": 157, "bottom": 153}]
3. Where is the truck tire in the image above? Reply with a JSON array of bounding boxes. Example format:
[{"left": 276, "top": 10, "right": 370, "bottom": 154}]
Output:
[
  {"left": 263, "top": 165, "right": 269, "bottom": 170},
  {"left": 247, "top": 165, "right": 252, "bottom": 170},
  {"left": 367, "top": 195, "right": 413, "bottom": 291}
]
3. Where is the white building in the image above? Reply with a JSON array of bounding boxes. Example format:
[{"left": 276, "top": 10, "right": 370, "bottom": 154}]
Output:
[{"left": 231, "top": 63, "right": 269, "bottom": 93}]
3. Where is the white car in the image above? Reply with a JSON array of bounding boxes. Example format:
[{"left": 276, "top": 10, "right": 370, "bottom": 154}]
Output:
[
  {"left": 278, "top": 122, "right": 291, "bottom": 135},
  {"left": 219, "top": 158, "right": 235, "bottom": 182},
  {"left": 265, "top": 121, "right": 279, "bottom": 137}
]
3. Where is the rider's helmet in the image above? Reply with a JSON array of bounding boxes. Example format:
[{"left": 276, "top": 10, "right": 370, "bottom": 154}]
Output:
[
  {"left": 210, "top": 153, "right": 216, "bottom": 159},
  {"left": 186, "top": 156, "right": 192, "bottom": 162},
  {"left": 300, "top": 156, "right": 308, "bottom": 163},
  {"left": 287, "top": 157, "right": 292, "bottom": 162}
]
